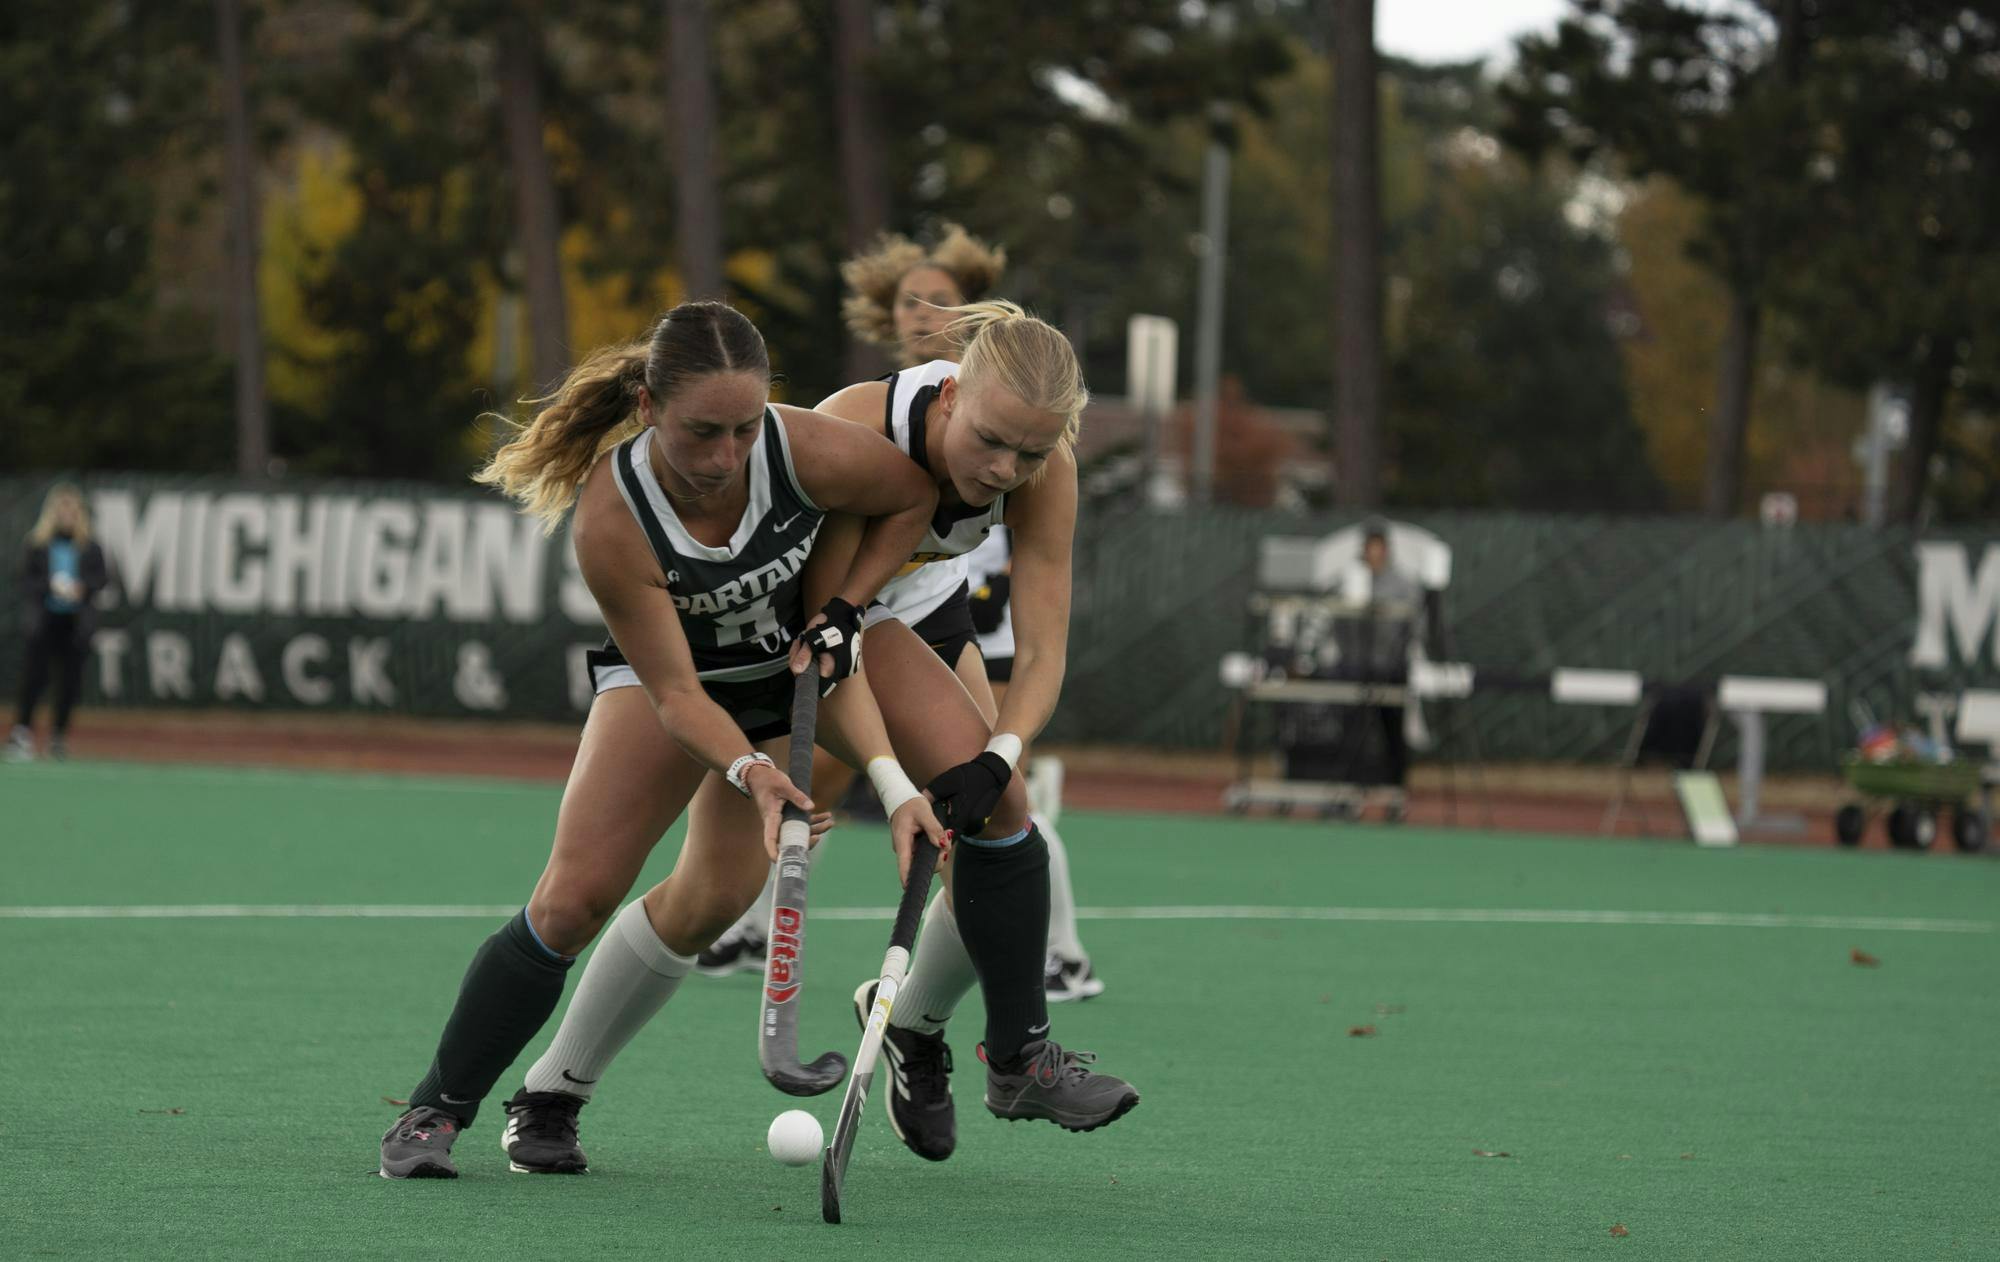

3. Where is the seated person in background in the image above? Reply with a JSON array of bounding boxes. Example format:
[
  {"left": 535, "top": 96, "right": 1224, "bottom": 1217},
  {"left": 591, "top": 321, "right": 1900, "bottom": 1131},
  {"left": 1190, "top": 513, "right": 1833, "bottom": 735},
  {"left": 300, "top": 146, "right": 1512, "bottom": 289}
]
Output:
[{"left": 1340, "top": 518, "right": 1422, "bottom": 804}]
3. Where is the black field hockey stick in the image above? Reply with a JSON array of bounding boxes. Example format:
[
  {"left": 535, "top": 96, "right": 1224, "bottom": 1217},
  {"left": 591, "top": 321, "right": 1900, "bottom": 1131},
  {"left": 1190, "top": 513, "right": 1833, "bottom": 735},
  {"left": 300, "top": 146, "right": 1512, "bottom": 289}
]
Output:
[
  {"left": 821, "top": 834, "right": 942, "bottom": 1224},
  {"left": 757, "top": 668, "right": 848, "bottom": 1096}
]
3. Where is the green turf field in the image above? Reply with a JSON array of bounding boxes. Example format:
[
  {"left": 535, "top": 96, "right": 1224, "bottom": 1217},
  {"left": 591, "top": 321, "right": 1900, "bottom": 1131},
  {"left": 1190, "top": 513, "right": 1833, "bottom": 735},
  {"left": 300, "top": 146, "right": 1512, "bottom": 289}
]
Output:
[{"left": 4, "top": 760, "right": 1998, "bottom": 1259}]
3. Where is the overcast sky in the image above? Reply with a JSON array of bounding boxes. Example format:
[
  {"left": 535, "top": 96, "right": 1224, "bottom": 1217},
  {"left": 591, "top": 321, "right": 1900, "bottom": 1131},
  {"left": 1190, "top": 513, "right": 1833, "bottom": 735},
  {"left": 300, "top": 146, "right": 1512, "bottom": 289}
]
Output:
[{"left": 1373, "top": 0, "right": 1570, "bottom": 65}]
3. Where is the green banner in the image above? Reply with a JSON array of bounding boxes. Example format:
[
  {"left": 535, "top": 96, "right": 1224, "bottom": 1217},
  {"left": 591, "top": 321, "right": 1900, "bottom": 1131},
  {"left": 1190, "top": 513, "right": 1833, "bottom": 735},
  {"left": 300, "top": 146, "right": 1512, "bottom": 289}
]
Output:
[
  {"left": 2, "top": 473, "right": 608, "bottom": 722},
  {"left": 3, "top": 474, "right": 1996, "bottom": 771}
]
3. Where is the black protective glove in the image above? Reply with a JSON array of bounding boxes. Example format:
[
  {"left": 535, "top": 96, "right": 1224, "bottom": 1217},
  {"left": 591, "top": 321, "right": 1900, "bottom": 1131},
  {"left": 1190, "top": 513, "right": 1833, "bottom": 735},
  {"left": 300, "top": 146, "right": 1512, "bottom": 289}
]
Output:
[
  {"left": 801, "top": 596, "right": 864, "bottom": 696},
  {"left": 924, "top": 751, "right": 1013, "bottom": 836}
]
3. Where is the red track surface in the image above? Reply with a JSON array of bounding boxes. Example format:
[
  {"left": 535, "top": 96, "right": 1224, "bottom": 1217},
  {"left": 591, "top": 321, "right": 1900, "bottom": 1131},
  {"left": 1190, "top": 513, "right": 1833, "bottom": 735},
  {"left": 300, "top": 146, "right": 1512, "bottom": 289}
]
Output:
[{"left": 36, "top": 709, "right": 1939, "bottom": 852}]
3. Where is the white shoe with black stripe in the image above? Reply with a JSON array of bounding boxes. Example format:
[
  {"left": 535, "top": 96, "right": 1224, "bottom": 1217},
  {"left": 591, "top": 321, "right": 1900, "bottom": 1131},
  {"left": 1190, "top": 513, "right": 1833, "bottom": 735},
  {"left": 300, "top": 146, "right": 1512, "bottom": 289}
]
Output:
[
  {"left": 695, "top": 922, "right": 766, "bottom": 977},
  {"left": 1044, "top": 953, "right": 1105, "bottom": 1003}
]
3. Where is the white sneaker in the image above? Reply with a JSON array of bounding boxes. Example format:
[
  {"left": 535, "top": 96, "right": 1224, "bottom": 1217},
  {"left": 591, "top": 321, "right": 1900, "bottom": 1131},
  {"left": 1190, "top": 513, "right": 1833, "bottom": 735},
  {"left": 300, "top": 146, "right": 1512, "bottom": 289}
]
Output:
[
  {"left": 4, "top": 726, "right": 34, "bottom": 763},
  {"left": 1043, "top": 952, "right": 1105, "bottom": 1003},
  {"left": 694, "top": 921, "right": 767, "bottom": 977}
]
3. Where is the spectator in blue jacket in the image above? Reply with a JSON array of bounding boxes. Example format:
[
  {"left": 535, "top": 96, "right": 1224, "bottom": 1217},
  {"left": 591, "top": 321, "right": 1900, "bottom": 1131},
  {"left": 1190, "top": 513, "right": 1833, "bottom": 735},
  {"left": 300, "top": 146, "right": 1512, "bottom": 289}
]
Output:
[{"left": 9, "top": 484, "right": 109, "bottom": 762}]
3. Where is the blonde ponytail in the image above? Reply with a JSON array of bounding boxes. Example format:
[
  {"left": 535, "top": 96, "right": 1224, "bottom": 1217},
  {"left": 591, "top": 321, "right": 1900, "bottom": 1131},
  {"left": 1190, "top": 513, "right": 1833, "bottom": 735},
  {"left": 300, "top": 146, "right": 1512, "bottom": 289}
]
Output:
[
  {"left": 944, "top": 300, "right": 1089, "bottom": 450},
  {"left": 475, "top": 341, "right": 648, "bottom": 532}
]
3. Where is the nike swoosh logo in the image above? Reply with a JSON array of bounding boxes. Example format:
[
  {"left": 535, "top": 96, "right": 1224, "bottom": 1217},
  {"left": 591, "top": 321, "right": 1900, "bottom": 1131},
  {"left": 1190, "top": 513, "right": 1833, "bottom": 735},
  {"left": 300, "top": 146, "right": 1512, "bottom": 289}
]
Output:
[
  {"left": 1027, "top": 1022, "right": 1050, "bottom": 1036},
  {"left": 772, "top": 512, "right": 801, "bottom": 532},
  {"left": 922, "top": 1013, "right": 951, "bottom": 1026},
  {"left": 561, "top": 1070, "right": 599, "bottom": 1086},
  {"left": 439, "top": 1093, "right": 474, "bottom": 1105}
]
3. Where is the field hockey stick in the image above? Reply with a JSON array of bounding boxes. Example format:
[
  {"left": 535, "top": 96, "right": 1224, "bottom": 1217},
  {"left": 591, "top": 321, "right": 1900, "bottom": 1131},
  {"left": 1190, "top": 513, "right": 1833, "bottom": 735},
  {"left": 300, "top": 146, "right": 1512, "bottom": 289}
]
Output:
[
  {"left": 758, "top": 667, "right": 848, "bottom": 1096},
  {"left": 820, "top": 833, "right": 942, "bottom": 1224}
]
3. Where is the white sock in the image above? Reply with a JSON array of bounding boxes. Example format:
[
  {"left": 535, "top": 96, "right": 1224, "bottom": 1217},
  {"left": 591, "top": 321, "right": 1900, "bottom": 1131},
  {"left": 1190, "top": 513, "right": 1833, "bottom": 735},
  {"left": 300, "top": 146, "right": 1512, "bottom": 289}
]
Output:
[
  {"left": 889, "top": 890, "right": 978, "bottom": 1035},
  {"left": 724, "top": 836, "right": 828, "bottom": 942},
  {"left": 741, "top": 865, "right": 776, "bottom": 940},
  {"left": 523, "top": 900, "right": 694, "bottom": 1100},
  {"left": 1027, "top": 756, "right": 1065, "bottom": 826},
  {"left": 1041, "top": 814, "right": 1087, "bottom": 963}
]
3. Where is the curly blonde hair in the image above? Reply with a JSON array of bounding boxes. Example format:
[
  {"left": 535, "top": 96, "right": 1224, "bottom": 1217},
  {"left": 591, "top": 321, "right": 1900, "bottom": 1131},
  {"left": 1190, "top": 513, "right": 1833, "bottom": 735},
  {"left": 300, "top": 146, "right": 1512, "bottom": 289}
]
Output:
[{"left": 841, "top": 223, "right": 1007, "bottom": 364}]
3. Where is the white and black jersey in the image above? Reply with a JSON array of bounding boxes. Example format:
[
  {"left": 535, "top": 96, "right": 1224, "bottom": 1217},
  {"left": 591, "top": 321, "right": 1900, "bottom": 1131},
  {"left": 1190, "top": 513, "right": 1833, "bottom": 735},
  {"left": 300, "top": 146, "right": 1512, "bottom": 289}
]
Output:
[
  {"left": 870, "top": 359, "right": 1006, "bottom": 628},
  {"left": 604, "top": 410, "right": 822, "bottom": 682},
  {"left": 964, "top": 525, "right": 1015, "bottom": 664}
]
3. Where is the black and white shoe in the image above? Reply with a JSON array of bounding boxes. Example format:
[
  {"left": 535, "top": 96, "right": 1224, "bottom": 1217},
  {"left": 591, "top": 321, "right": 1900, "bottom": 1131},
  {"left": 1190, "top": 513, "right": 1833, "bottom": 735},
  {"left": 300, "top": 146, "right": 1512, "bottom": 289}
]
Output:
[
  {"left": 695, "top": 923, "right": 767, "bottom": 977},
  {"left": 500, "top": 1089, "right": 588, "bottom": 1174},
  {"left": 853, "top": 980, "right": 956, "bottom": 1162},
  {"left": 379, "top": 1105, "right": 462, "bottom": 1179},
  {"left": 1044, "top": 953, "right": 1105, "bottom": 1003}
]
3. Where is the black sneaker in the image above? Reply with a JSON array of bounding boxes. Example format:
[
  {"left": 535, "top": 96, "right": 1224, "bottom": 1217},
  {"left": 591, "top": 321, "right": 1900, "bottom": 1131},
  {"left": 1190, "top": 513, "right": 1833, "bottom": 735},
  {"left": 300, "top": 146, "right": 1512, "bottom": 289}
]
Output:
[
  {"left": 981, "top": 1039, "right": 1139, "bottom": 1133},
  {"left": 379, "top": 1105, "right": 462, "bottom": 1179},
  {"left": 500, "top": 1089, "right": 588, "bottom": 1174},
  {"left": 695, "top": 922, "right": 767, "bottom": 977},
  {"left": 1044, "top": 953, "right": 1105, "bottom": 1003},
  {"left": 854, "top": 979, "right": 956, "bottom": 1162}
]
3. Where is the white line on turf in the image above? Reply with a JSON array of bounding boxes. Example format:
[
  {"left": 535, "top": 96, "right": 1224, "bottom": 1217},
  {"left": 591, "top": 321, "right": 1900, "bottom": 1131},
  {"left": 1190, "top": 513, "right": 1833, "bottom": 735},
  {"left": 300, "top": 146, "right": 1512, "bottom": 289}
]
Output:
[{"left": 0, "top": 904, "right": 1990, "bottom": 933}]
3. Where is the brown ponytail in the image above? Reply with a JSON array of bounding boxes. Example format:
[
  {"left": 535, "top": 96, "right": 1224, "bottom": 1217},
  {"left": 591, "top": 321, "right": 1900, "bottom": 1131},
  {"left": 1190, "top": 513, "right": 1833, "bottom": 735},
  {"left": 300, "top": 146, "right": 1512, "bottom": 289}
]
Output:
[{"left": 475, "top": 300, "right": 771, "bottom": 531}]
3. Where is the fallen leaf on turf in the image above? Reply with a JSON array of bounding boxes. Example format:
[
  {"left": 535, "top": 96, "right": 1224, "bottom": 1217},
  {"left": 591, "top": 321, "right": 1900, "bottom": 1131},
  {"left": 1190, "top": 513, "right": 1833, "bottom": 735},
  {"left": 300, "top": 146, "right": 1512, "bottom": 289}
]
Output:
[
  {"left": 1851, "top": 947, "right": 1881, "bottom": 967},
  {"left": 1610, "top": 1224, "right": 1630, "bottom": 1237},
  {"left": 1618, "top": 1154, "right": 1632, "bottom": 1160},
  {"left": 772, "top": 1206, "right": 782, "bottom": 1212},
  {"left": 138, "top": 1108, "right": 185, "bottom": 1115},
  {"left": 381, "top": 1096, "right": 410, "bottom": 1108},
  {"left": 1681, "top": 1153, "right": 1695, "bottom": 1160},
  {"left": 1318, "top": 994, "right": 1331, "bottom": 1004},
  {"left": 1109, "top": 1176, "right": 1119, "bottom": 1185},
  {"left": 1373, "top": 1003, "right": 1407, "bottom": 1015},
  {"left": 1348, "top": 1024, "right": 1377, "bottom": 1037},
  {"left": 1472, "top": 1150, "right": 1512, "bottom": 1158}
]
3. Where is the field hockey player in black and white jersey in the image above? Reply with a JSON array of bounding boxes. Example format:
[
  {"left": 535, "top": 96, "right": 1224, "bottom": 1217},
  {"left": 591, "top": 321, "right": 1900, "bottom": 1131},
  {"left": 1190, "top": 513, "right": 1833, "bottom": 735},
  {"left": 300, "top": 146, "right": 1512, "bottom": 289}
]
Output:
[
  {"left": 378, "top": 301, "right": 950, "bottom": 1180},
  {"left": 530, "top": 299, "right": 1140, "bottom": 1167},
  {"left": 698, "top": 226, "right": 1104, "bottom": 1004}
]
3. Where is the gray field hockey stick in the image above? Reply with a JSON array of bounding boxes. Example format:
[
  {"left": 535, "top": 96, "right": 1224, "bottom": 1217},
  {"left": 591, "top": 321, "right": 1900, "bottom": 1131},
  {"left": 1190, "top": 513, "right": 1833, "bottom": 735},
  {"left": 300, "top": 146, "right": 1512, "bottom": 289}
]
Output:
[
  {"left": 821, "top": 833, "right": 942, "bottom": 1224},
  {"left": 757, "top": 668, "right": 848, "bottom": 1096}
]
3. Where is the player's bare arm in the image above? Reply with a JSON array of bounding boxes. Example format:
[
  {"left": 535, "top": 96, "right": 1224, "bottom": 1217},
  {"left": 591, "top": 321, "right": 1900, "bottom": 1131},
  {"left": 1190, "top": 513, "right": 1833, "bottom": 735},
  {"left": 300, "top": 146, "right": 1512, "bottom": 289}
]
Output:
[
  {"left": 776, "top": 403, "right": 936, "bottom": 610},
  {"left": 995, "top": 443, "right": 1077, "bottom": 748}
]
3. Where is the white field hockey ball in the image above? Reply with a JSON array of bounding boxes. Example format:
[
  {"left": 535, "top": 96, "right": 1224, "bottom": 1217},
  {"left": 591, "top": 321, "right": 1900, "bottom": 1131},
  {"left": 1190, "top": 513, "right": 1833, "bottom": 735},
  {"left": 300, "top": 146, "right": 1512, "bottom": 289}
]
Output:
[{"left": 766, "top": 1109, "right": 823, "bottom": 1166}]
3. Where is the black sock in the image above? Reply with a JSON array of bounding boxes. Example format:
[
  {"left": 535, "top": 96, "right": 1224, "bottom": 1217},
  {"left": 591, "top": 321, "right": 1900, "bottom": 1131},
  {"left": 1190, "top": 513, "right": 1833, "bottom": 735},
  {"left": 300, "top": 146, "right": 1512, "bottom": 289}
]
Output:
[
  {"left": 951, "top": 823, "right": 1050, "bottom": 1069},
  {"left": 407, "top": 910, "right": 573, "bottom": 1127}
]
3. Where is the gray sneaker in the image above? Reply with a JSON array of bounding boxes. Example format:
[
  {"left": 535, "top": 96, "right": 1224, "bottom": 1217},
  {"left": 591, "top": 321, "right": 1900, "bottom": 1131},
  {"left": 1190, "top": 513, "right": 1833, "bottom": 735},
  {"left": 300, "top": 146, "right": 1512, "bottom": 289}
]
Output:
[
  {"left": 981, "top": 1039, "right": 1139, "bottom": 1133},
  {"left": 4, "top": 726, "right": 33, "bottom": 763},
  {"left": 379, "top": 1106, "right": 462, "bottom": 1179}
]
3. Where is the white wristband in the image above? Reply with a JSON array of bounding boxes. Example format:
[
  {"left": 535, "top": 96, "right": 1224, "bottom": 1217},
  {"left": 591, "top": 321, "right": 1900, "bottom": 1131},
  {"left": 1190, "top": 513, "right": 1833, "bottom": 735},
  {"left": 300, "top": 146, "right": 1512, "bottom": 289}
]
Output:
[
  {"left": 983, "top": 733, "right": 1023, "bottom": 771},
  {"left": 726, "top": 751, "right": 776, "bottom": 797},
  {"left": 866, "top": 757, "right": 922, "bottom": 816}
]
